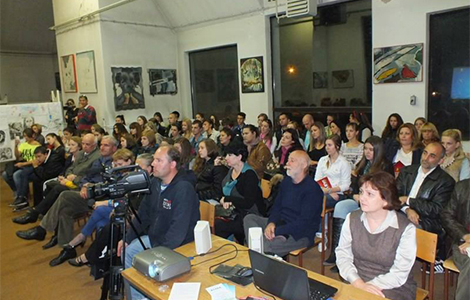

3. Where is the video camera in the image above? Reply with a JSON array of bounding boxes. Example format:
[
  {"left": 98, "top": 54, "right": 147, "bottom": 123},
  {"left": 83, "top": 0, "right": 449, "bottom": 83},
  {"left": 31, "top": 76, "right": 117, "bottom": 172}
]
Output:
[{"left": 86, "top": 165, "right": 150, "bottom": 200}]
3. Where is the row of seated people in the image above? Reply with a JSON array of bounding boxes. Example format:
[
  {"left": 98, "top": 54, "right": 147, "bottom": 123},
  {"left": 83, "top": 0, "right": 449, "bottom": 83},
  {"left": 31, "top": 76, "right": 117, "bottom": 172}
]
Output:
[{"left": 3, "top": 110, "right": 470, "bottom": 300}]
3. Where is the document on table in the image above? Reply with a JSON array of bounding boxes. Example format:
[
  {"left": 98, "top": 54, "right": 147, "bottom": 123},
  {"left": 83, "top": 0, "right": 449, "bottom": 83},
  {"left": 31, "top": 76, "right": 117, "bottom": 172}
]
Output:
[
  {"left": 168, "top": 282, "right": 201, "bottom": 300},
  {"left": 206, "top": 283, "right": 236, "bottom": 300}
]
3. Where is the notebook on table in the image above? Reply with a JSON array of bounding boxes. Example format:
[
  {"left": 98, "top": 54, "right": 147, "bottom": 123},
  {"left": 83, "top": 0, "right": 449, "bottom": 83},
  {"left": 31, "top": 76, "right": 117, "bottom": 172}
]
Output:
[{"left": 249, "top": 250, "right": 338, "bottom": 300}]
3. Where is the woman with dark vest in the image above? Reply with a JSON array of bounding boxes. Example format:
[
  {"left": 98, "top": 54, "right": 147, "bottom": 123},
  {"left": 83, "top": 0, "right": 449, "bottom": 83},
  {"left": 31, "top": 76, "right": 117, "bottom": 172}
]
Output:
[{"left": 336, "top": 171, "right": 417, "bottom": 300}]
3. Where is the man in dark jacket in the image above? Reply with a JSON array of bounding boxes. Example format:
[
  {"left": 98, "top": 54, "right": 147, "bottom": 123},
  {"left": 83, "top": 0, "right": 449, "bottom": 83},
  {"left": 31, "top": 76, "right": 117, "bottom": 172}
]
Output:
[
  {"left": 397, "top": 142, "right": 455, "bottom": 269},
  {"left": 442, "top": 179, "right": 470, "bottom": 300},
  {"left": 120, "top": 145, "right": 199, "bottom": 300},
  {"left": 243, "top": 150, "right": 323, "bottom": 256}
]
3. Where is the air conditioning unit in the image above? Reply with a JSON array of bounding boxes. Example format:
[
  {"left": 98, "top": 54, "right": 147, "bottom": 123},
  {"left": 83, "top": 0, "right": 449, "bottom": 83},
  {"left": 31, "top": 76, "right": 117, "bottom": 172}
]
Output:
[
  {"left": 275, "top": 0, "right": 317, "bottom": 22},
  {"left": 287, "top": 0, "right": 317, "bottom": 17}
]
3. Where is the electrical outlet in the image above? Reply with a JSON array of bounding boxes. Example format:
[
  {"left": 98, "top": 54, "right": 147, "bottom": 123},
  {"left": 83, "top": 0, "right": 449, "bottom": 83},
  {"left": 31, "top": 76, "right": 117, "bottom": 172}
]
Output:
[{"left": 410, "top": 95, "right": 417, "bottom": 105}]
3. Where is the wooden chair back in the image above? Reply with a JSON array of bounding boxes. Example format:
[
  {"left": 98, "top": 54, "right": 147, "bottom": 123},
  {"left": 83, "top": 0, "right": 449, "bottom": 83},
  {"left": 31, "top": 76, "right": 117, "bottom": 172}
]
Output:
[
  {"left": 415, "top": 228, "right": 438, "bottom": 300},
  {"left": 261, "top": 179, "right": 271, "bottom": 199},
  {"left": 199, "top": 201, "right": 215, "bottom": 233}
]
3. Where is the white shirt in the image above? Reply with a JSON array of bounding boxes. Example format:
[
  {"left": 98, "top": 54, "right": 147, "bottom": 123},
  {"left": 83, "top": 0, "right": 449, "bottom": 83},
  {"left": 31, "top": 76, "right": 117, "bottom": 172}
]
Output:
[
  {"left": 336, "top": 211, "right": 417, "bottom": 290},
  {"left": 394, "top": 148, "right": 413, "bottom": 166},
  {"left": 315, "top": 154, "right": 351, "bottom": 193}
]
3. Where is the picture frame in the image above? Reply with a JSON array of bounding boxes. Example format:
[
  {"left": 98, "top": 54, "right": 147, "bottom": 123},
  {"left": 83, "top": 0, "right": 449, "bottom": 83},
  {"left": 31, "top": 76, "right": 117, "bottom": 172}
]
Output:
[
  {"left": 60, "top": 54, "right": 77, "bottom": 93},
  {"left": 332, "top": 69, "right": 354, "bottom": 88},
  {"left": 240, "top": 56, "right": 264, "bottom": 93},
  {"left": 111, "top": 67, "right": 145, "bottom": 111},
  {"left": 148, "top": 69, "right": 177, "bottom": 95},
  {"left": 76, "top": 50, "right": 98, "bottom": 93},
  {"left": 374, "top": 43, "right": 423, "bottom": 84},
  {"left": 313, "top": 72, "right": 328, "bottom": 89}
]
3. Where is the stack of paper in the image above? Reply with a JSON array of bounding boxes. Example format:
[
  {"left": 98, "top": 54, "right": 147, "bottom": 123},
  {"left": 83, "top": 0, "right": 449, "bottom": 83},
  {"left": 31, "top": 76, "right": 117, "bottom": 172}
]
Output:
[
  {"left": 206, "top": 283, "right": 236, "bottom": 300},
  {"left": 168, "top": 282, "right": 201, "bottom": 300}
]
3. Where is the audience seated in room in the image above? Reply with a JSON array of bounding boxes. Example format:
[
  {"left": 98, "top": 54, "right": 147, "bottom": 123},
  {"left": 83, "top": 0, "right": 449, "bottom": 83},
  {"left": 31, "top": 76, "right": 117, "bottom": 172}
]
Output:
[
  {"left": 244, "top": 150, "right": 323, "bottom": 256},
  {"left": 336, "top": 171, "right": 417, "bottom": 300}
]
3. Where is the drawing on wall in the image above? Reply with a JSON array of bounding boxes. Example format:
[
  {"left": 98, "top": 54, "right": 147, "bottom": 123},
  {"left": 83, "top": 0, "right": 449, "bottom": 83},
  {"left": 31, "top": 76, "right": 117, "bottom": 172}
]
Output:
[
  {"left": 148, "top": 69, "right": 177, "bottom": 96},
  {"left": 195, "top": 70, "right": 215, "bottom": 93},
  {"left": 332, "top": 70, "right": 354, "bottom": 88},
  {"left": 240, "top": 56, "right": 264, "bottom": 93},
  {"left": 0, "top": 102, "right": 65, "bottom": 163},
  {"left": 61, "top": 54, "right": 77, "bottom": 93},
  {"left": 313, "top": 72, "right": 328, "bottom": 89},
  {"left": 111, "top": 67, "right": 145, "bottom": 111},
  {"left": 374, "top": 43, "right": 423, "bottom": 84},
  {"left": 217, "top": 69, "right": 238, "bottom": 102},
  {"left": 76, "top": 50, "right": 98, "bottom": 93}
]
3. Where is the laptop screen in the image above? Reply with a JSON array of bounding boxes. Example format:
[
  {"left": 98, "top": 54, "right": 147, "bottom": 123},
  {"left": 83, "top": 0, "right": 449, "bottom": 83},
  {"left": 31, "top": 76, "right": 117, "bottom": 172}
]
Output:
[{"left": 249, "top": 250, "right": 310, "bottom": 300}]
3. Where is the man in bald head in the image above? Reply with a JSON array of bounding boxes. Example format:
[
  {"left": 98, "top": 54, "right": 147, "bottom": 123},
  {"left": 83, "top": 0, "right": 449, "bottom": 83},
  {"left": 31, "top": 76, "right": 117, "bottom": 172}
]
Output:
[
  {"left": 302, "top": 114, "right": 314, "bottom": 151},
  {"left": 244, "top": 150, "right": 323, "bottom": 256}
]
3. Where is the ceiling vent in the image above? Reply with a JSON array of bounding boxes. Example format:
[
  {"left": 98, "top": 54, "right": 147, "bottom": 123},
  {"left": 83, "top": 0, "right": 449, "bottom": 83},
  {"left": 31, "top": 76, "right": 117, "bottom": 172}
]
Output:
[{"left": 275, "top": 0, "right": 317, "bottom": 22}]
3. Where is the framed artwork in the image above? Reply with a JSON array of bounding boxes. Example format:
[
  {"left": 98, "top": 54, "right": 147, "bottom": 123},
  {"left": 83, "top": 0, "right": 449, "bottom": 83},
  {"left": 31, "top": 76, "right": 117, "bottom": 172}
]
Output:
[
  {"left": 313, "top": 72, "right": 328, "bottom": 89},
  {"left": 76, "top": 50, "right": 98, "bottom": 93},
  {"left": 111, "top": 67, "right": 145, "bottom": 111},
  {"left": 148, "top": 69, "right": 177, "bottom": 96},
  {"left": 332, "top": 70, "right": 354, "bottom": 88},
  {"left": 240, "top": 56, "right": 264, "bottom": 93},
  {"left": 374, "top": 43, "right": 423, "bottom": 84},
  {"left": 60, "top": 54, "right": 77, "bottom": 93}
]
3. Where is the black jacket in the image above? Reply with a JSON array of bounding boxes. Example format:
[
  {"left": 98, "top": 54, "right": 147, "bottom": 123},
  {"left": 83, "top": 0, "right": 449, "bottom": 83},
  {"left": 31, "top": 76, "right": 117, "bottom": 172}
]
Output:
[
  {"left": 396, "top": 165, "right": 455, "bottom": 235},
  {"left": 385, "top": 140, "right": 423, "bottom": 165},
  {"left": 195, "top": 158, "right": 228, "bottom": 200},
  {"left": 126, "top": 170, "right": 199, "bottom": 249},
  {"left": 33, "top": 148, "right": 66, "bottom": 181},
  {"left": 441, "top": 179, "right": 470, "bottom": 244}
]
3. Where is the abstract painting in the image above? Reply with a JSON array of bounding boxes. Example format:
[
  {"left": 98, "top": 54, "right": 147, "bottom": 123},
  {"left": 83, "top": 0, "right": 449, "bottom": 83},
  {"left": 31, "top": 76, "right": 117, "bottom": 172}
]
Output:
[
  {"left": 374, "top": 43, "right": 423, "bottom": 84},
  {"left": 332, "top": 70, "right": 354, "bottom": 88},
  {"left": 240, "top": 56, "right": 264, "bottom": 93},
  {"left": 313, "top": 72, "right": 328, "bottom": 88},
  {"left": 148, "top": 69, "right": 177, "bottom": 96},
  {"left": 111, "top": 67, "right": 145, "bottom": 111},
  {"left": 76, "top": 50, "right": 97, "bottom": 93},
  {"left": 61, "top": 54, "right": 77, "bottom": 93}
]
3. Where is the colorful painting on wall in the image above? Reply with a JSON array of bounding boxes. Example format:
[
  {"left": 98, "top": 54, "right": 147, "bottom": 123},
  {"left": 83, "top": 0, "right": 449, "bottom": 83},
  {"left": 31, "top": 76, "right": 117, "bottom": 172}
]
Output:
[
  {"left": 111, "top": 67, "right": 145, "bottom": 111},
  {"left": 61, "top": 54, "right": 77, "bottom": 93},
  {"left": 374, "top": 43, "right": 423, "bottom": 84},
  {"left": 240, "top": 56, "right": 264, "bottom": 93}
]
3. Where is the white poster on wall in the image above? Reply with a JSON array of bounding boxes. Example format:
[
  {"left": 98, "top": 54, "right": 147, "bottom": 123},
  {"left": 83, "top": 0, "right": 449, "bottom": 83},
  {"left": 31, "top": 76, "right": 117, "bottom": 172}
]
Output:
[{"left": 0, "top": 102, "right": 65, "bottom": 163}]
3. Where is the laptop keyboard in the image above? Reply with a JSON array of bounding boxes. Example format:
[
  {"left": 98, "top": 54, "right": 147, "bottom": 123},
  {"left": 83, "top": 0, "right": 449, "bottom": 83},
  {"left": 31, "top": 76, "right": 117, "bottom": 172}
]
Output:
[
  {"left": 309, "top": 289, "right": 330, "bottom": 300},
  {"left": 308, "top": 278, "right": 336, "bottom": 300}
]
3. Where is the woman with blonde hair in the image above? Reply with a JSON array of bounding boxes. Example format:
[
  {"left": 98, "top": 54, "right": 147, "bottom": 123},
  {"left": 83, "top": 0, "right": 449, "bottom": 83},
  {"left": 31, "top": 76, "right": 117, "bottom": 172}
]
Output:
[
  {"left": 181, "top": 118, "right": 193, "bottom": 140},
  {"left": 441, "top": 129, "right": 470, "bottom": 182},
  {"left": 419, "top": 122, "right": 440, "bottom": 147},
  {"left": 307, "top": 121, "right": 326, "bottom": 166}
]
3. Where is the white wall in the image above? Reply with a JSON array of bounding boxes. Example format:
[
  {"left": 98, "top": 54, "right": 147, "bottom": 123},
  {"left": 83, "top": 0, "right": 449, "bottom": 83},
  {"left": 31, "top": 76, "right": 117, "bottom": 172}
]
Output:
[
  {"left": 176, "top": 13, "right": 273, "bottom": 124},
  {"left": 0, "top": 53, "right": 58, "bottom": 103},
  {"left": 53, "top": 0, "right": 179, "bottom": 130},
  {"left": 372, "top": 0, "right": 469, "bottom": 140}
]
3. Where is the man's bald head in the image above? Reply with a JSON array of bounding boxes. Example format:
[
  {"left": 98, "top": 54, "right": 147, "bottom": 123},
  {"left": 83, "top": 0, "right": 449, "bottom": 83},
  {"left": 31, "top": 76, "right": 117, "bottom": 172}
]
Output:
[
  {"left": 302, "top": 114, "right": 314, "bottom": 130},
  {"left": 286, "top": 150, "right": 311, "bottom": 182},
  {"left": 82, "top": 133, "right": 97, "bottom": 153}
]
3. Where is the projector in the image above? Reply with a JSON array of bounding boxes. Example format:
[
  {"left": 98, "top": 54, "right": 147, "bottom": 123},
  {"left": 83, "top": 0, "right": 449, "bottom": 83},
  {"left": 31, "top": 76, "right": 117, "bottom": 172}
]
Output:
[{"left": 132, "top": 246, "right": 191, "bottom": 282}]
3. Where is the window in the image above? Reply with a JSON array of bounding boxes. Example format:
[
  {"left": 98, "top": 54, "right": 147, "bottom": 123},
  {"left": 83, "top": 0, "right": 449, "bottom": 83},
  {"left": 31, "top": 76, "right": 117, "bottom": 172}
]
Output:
[
  {"left": 271, "top": 0, "right": 372, "bottom": 124},
  {"left": 189, "top": 45, "right": 240, "bottom": 122},
  {"left": 428, "top": 7, "right": 470, "bottom": 140}
]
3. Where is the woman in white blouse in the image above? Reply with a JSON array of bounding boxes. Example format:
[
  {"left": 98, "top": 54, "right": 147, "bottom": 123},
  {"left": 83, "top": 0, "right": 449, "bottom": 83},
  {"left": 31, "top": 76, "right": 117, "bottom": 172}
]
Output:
[
  {"left": 315, "top": 134, "right": 351, "bottom": 208},
  {"left": 336, "top": 171, "right": 416, "bottom": 300}
]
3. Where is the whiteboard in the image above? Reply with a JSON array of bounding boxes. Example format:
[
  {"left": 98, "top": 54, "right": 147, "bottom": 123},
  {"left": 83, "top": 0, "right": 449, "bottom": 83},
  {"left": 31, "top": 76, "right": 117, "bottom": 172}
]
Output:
[{"left": 0, "top": 102, "right": 65, "bottom": 163}]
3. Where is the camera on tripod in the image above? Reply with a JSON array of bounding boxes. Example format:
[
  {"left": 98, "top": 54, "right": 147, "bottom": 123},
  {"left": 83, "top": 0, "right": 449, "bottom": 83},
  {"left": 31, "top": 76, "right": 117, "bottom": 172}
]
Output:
[{"left": 86, "top": 165, "right": 150, "bottom": 216}]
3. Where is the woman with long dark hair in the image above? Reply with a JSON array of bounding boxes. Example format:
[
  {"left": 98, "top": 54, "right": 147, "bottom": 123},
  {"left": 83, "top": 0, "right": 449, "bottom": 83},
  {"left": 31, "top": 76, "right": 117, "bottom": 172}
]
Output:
[
  {"left": 385, "top": 123, "right": 422, "bottom": 177},
  {"left": 259, "top": 119, "right": 277, "bottom": 153},
  {"left": 307, "top": 122, "right": 326, "bottom": 166},
  {"left": 381, "top": 113, "right": 404, "bottom": 146},
  {"left": 274, "top": 128, "right": 303, "bottom": 170},
  {"left": 323, "top": 136, "right": 393, "bottom": 271},
  {"left": 193, "top": 139, "right": 228, "bottom": 201}
]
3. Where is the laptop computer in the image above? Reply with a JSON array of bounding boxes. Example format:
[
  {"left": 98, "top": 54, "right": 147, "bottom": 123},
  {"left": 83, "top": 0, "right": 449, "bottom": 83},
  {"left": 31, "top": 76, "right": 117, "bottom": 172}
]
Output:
[{"left": 249, "top": 250, "right": 338, "bottom": 300}]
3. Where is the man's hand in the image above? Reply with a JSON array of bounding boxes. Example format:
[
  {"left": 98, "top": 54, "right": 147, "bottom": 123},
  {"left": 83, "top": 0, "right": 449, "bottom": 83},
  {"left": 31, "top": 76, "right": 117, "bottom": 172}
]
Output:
[
  {"left": 14, "top": 162, "right": 26, "bottom": 168},
  {"left": 264, "top": 222, "right": 276, "bottom": 241},
  {"left": 353, "top": 194, "right": 360, "bottom": 202},
  {"left": 405, "top": 208, "right": 420, "bottom": 225},
  {"left": 458, "top": 241, "right": 470, "bottom": 255},
  {"left": 399, "top": 196, "right": 408, "bottom": 205},
  {"left": 66, "top": 174, "right": 76, "bottom": 181},
  {"left": 352, "top": 279, "right": 385, "bottom": 298},
  {"left": 117, "top": 240, "right": 128, "bottom": 257},
  {"left": 80, "top": 186, "right": 88, "bottom": 199}
]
